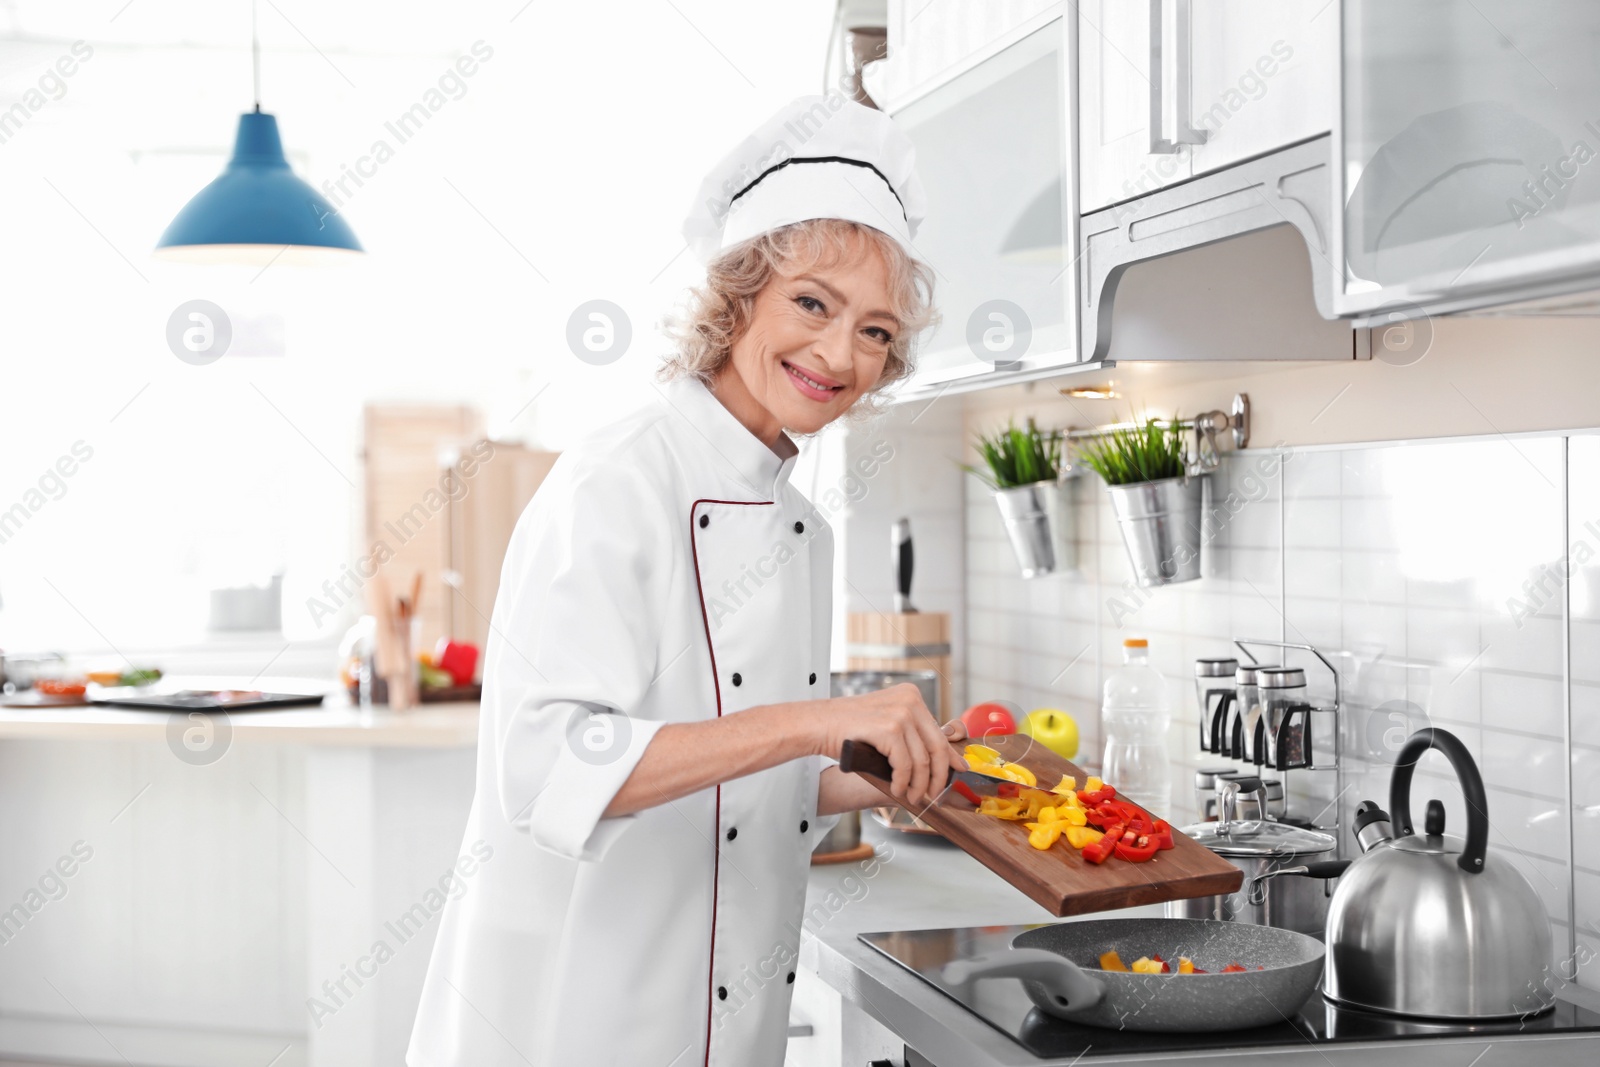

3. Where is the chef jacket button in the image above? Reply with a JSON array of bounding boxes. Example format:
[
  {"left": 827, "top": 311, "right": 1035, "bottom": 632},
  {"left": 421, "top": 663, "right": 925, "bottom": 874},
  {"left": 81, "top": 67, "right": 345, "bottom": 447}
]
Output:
[
  {"left": 731, "top": 672, "right": 742, "bottom": 687},
  {"left": 786, "top": 972, "right": 796, "bottom": 984},
  {"left": 698, "top": 514, "right": 709, "bottom": 529},
  {"left": 809, "top": 672, "right": 817, "bottom": 685},
  {"left": 726, "top": 827, "right": 737, "bottom": 841},
  {"left": 794, "top": 521, "right": 804, "bottom": 534},
  {"left": 717, "top": 986, "right": 728, "bottom": 1001},
  {"left": 799, "top": 819, "right": 809, "bottom": 833}
]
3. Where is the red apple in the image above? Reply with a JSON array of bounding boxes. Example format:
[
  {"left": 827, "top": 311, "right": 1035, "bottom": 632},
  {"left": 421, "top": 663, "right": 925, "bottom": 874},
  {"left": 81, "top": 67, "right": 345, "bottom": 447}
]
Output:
[{"left": 960, "top": 702, "right": 1017, "bottom": 739}]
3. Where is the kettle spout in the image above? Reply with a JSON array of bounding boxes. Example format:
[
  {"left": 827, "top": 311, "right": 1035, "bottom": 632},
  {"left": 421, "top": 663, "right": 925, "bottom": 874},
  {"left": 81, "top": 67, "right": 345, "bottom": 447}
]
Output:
[{"left": 1353, "top": 800, "right": 1394, "bottom": 853}]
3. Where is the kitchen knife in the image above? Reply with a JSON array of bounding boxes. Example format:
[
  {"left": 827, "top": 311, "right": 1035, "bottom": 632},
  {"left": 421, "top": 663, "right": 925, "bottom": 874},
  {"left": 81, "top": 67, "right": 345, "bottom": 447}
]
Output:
[
  {"left": 838, "top": 739, "right": 1007, "bottom": 799},
  {"left": 892, "top": 518, "right": 916, "bottom": 614}
]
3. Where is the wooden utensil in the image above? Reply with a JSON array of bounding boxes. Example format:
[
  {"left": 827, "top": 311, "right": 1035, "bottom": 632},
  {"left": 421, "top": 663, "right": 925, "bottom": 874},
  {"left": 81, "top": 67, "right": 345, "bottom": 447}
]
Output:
[{"left": 843, "top": 733, "right": 1243, "bottom": 917}]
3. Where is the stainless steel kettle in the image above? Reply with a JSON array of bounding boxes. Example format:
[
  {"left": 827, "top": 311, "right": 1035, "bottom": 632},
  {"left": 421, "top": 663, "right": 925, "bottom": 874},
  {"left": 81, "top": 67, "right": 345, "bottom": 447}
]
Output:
[{"left": 1323, "top": 727, "right": 1554, "bottom": 1020}]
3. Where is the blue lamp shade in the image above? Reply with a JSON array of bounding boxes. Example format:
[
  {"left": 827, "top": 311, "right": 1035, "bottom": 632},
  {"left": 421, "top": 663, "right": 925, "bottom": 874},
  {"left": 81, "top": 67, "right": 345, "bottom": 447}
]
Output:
[{"left": 155, "top": 111, "right": 362, "bottom": 265}]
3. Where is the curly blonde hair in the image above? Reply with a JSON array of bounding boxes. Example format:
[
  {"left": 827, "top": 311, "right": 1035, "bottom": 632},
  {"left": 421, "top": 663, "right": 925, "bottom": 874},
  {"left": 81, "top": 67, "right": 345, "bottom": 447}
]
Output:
[{"left": 660, "top": 218, "right": 937, "bottom": 407}]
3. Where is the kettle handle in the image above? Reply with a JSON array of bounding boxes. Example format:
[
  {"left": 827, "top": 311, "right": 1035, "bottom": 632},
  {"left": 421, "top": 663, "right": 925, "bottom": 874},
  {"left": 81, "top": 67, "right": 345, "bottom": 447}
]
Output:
[{"left": 1390, "top": 727, "right": 1488, "bottom": 875}]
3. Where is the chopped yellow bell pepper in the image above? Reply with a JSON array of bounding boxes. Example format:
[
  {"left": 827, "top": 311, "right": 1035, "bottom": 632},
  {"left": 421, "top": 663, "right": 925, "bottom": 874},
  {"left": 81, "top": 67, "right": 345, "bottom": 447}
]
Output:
[
  {"left": 1099, "top": 950, "right": 1128, "bottom": 972},
  {"left": 1063, "top": 825, "right": 1103, "bottom": 849},
  {"left": 1051, "top": 774, "right": 1077, "bottom": 795},
  {"left": 1177, "top": 957, "right": 1195, "bottom": 975},
  {"left": 1059, "top": 807, "right": 1088, "bottom": 827},
  {"left": 1084, "top": 776, "right": 1104, "bottom": 794},
  {"left": 1028, "top": 823, "right": 1062, "bottom": 850},
  {"left": 998, "top": 762, "right": 1037, "bottom": 787},
  {"left": 964, "top": 744, "right": 1003, "bottom": 765},
  {"left": 977, "top": 797, "right": 1027, "bottom": 820},
  {"left": 1038, "top": 805, "right": 1059, "bottom": 824},
  {"left": 1131, "top": 957, "right": 1164, "bottom": 975}
]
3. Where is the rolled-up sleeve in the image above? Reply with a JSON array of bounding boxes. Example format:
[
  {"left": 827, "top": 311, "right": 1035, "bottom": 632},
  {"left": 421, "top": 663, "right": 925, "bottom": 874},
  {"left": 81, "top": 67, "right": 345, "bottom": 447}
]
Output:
[{"left": 486, "top": 455, "right": 677, "bottom": 862}]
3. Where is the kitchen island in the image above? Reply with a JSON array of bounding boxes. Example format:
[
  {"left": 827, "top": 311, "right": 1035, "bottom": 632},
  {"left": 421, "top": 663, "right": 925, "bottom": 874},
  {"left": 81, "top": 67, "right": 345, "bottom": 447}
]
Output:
[
  {"left": 0, "top": 683, "right": 479, "bottom": 1067},
  {"left": 797, "top": 821, "right": 1600, "bottom": 1067}
]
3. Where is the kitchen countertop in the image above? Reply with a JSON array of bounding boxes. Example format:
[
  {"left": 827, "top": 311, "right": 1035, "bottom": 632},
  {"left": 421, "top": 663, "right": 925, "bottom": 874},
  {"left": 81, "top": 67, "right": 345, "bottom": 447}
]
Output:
[
  {"left": 801, "top": 820, "right": 1600, "bottom": 1067},
  {"left": 0, "top": 678, "right": 479, "bottom": 747}
]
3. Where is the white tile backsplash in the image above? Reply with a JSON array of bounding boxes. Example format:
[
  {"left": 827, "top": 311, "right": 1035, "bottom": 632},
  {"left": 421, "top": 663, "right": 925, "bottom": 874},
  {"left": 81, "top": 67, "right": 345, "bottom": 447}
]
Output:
[{"left": 939, "top": 432, "right": 1596, "bottom": 987}]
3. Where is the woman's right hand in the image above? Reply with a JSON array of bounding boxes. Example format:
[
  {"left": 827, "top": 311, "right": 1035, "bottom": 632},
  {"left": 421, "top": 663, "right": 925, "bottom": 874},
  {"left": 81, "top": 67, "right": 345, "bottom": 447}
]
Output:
[{"left": 810, "top": 683, "right": 967, "bottom": 809}]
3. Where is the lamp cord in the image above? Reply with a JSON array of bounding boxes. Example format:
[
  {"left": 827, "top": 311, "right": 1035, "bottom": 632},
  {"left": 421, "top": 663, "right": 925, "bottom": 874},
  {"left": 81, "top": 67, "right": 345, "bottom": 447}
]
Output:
[{"left": 251, "top": 0, "right": 261, "bottom": 112}]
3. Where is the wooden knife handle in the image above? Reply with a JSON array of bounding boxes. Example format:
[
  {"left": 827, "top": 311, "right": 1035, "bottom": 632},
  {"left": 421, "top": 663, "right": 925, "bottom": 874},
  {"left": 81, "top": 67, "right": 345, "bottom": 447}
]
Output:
[{"left": 839, "top": 739, "right": 895, "bottom": 780}]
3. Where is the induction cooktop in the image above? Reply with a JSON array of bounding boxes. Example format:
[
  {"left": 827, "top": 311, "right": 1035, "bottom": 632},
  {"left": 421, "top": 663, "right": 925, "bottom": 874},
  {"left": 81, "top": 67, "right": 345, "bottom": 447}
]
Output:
[{"left": 860, "top": 925, "right": 1600, "bottom": 1059}]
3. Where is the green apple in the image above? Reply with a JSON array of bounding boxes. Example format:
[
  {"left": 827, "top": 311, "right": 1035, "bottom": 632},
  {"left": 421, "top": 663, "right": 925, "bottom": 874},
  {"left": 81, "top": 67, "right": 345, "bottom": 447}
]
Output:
[{"left": 1019, "top": 708, "right": 1079, "bottom": 760}]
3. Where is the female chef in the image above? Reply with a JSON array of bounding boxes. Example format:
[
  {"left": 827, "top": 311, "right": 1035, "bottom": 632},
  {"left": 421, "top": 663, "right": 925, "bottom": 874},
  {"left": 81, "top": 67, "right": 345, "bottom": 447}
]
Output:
[{"left": 408, "top": 95, "right": 962, "bottom": 1067}]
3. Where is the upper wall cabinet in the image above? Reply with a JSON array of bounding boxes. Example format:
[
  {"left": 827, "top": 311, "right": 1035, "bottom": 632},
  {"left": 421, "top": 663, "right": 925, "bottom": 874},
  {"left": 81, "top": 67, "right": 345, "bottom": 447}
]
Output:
[
  {"left": 1335, "top": 0, "right": 1600, "bottom": 319},
  {"left": 863, "top": 0, "right": 1061, "bottom": 112},
  {"left": 1078, "top": 0, "right": 1334, "bottom": 213},
  {"left": 888, "top": 16, "right": 1083, "bottom": 396}
]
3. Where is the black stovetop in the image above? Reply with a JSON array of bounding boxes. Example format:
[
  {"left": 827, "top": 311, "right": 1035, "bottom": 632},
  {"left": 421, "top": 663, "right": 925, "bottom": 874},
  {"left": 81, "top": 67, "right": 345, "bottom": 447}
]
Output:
[{"left": 860, "top": 925, "right": 1600, "bottom": 1059}]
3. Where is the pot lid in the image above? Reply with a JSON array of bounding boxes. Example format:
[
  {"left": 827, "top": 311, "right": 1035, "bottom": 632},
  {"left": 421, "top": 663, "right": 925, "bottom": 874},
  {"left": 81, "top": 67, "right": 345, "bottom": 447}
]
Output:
[{"left": 1180, "top": 819, "right": 1336, "bottom": 858}]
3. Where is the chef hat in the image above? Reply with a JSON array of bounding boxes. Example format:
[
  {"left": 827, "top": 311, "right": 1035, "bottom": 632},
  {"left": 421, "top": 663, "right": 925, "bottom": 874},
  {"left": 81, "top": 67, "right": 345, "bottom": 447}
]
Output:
[{"left": 683, "top": 95, "right": 926, "bottom": 265}]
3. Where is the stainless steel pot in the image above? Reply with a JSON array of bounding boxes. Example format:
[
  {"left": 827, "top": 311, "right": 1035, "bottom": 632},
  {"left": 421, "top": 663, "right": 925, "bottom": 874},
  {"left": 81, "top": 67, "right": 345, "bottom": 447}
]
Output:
[
  {"left": 1324, "top": 727, "right": 1554, "bottom": 1020},
  {"left": 1167, "top": 777, "right": 1347, "bottom": 937},
  {"left": 819, "top": 670, "right": 942, "bottom": 852}
]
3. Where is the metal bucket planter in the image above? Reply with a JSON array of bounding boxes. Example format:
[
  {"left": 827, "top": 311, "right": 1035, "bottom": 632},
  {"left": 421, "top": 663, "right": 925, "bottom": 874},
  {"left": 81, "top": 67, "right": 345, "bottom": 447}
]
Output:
[
  {"left": 1107, "top": 475, "right": 1205, "bottom": 587},
  {"left": 994, "top": 481, "right": 1075, "bottom": 579}
]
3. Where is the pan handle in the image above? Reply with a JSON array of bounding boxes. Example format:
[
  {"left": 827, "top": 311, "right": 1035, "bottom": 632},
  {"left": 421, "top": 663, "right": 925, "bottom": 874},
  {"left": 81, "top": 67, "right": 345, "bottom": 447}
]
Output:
[{"left": 940, "top": 948, "right": 1105, "bottom": 1018}]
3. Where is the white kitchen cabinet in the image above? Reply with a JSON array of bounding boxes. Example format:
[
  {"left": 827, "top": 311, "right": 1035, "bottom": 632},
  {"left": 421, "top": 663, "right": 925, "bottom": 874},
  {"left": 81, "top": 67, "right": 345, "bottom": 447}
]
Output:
[
  {"left": 1334, "top": 0, "right": 1600, "bottom": 319},
  {"left": 863, "top": 0, "right": 1060, "bottom": 112},
  {"left": 891, "top": 16, "right": 1083, "bottom": 397},
  {"left": 1186, "top": 1, "right": 1334, "bottom": 177},
  {"left": 1078, "top": 0, "right": 1333, "bottom": 213},
  {"left": 1077, "top": 0, "right": 1186, "bottom": 213}
]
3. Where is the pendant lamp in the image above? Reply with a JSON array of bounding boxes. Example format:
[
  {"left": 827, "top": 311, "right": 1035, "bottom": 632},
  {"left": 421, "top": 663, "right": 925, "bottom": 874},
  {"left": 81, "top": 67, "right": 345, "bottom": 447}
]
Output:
[{"left": 155, "top": 1, "right": 361, "bottom": 264}]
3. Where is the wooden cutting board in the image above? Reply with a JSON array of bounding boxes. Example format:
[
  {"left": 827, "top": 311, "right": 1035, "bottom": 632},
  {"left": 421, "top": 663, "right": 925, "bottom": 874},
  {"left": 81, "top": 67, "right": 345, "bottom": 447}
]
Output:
[{"left": 855, "top": 733, "right": 1243, "bottom": 917}]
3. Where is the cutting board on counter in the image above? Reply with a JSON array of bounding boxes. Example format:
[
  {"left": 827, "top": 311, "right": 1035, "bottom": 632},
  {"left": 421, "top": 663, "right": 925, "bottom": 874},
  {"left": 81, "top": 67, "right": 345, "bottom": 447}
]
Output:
[{"left": 852, "top": 733, "right": 1243, "bottom": 917}]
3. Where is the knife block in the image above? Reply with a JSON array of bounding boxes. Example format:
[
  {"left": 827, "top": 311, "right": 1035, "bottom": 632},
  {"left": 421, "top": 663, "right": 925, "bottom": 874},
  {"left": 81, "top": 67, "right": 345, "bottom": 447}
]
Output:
[{"left": 846, "top": 611, "right": 952, "bottom": 722}]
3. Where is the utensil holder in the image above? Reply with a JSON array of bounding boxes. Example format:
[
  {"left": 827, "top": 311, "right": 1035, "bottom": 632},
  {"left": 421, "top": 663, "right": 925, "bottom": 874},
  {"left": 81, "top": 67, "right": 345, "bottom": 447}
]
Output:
[
  {"left": 993, "top": 480, "right": 1074, "bottom": 579},
  {"left": 1106, "top": 475, "right": 1205, "bottom": 587},
  {"left": 381, "top": 615, "right": 419, "bottom": 710}
]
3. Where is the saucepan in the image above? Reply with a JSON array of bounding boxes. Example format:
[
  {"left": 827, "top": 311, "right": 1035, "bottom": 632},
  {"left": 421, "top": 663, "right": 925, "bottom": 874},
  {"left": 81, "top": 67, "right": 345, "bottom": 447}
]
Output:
[{"left": 941, "top": 917, "right": 1324, "bottom": 1032}]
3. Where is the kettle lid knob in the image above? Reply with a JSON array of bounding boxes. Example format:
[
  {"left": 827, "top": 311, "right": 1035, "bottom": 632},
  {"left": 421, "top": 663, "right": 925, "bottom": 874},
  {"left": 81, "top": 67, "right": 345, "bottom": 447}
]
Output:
[{"left": 1424, "top": 799, "right": 1446, "bottom": 836}]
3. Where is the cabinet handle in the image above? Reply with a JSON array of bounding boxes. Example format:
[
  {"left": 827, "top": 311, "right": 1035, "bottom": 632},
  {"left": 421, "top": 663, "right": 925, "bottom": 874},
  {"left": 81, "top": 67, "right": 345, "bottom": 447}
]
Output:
[{"left": 1148, "top": 0, "right": 1209, "bottom": 153}]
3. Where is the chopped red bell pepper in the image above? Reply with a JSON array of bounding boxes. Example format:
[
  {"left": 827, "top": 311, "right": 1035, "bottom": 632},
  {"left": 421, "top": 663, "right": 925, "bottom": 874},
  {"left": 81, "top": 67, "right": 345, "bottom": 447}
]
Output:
[
  {"left": 1077, "top": 786, "right": 1117, "bottom": 805},
  {"left": 1113, "top": 828, "right": 1160, "bottom": 862},
  {"left": 996, "top": 782, "right": 1021, "bottom": 798},
  {"left": 1221, "top": 963, "right": 1248, "bottom": 974},
  {"left": 1080, "top": 830, "right": 1117, "bottom": 864},
  {"left": 952, "top": 780, "right": 983, "bottom": 806},
  {"left": 1151, "top": 819, "right": 1175, "bottom": 850}
]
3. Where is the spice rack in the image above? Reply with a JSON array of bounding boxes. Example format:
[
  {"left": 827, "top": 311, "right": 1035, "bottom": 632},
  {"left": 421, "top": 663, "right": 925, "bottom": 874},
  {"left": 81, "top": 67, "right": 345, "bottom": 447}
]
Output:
[{"left": 1228, "top": 638, "right": 1344, "bottom": 844}]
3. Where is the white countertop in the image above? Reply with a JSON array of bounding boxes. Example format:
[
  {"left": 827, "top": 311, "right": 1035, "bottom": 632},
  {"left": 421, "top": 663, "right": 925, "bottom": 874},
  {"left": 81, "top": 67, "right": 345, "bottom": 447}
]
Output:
[{"left": 0, "top": 678, "right": 479, "bottom": 747}]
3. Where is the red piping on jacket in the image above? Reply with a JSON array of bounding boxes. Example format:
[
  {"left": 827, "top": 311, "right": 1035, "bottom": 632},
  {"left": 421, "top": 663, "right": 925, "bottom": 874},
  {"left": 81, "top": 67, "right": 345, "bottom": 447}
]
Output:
[{"left": 688, "top": 497, "right": 773, "bottom": 1067}]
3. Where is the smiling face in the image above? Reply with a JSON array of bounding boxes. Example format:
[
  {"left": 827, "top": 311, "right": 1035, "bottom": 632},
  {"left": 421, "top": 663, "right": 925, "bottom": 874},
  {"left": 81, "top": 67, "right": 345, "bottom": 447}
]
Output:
[{"left": 713, "top": 231, "right": 899, "bottom": 444}]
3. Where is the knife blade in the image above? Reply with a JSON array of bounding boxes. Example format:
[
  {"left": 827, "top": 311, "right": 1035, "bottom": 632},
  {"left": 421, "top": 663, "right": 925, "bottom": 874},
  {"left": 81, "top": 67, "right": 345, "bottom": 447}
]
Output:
[{"left": 838, "top": 739, "right": 1008, "bottom": 799}]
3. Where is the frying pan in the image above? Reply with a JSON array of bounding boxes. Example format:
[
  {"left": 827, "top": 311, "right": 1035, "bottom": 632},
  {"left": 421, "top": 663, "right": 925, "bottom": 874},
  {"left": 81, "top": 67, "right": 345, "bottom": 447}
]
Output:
[{"left": 941, "top": 918, "right": 1323, "bottom": 1032}]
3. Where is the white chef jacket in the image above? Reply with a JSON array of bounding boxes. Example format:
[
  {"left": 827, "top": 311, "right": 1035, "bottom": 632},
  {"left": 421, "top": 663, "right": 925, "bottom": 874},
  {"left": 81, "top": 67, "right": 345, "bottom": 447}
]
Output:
[{"left": 407, "top": 374, "right": 836, "bottom": 1067}]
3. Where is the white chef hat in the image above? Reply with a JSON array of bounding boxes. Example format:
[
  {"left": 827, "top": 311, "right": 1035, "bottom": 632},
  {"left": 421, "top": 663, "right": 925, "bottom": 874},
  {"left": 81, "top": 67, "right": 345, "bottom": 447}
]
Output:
[{"left": 683, "top": 95, "right": 926, "bottom": 265}]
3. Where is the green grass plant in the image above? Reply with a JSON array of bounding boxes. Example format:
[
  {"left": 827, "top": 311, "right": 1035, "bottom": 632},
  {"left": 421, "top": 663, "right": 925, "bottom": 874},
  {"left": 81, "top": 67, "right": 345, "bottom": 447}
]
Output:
[
  {"left": 966, "top": 419, "right": 1062, "bottom": 489},
  {"left": 1075, "top": 416, "right": 1188, "bottom": 486}
]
